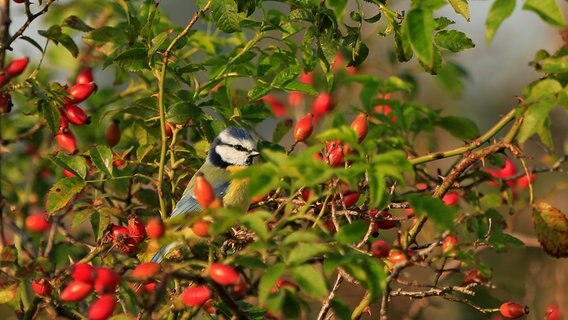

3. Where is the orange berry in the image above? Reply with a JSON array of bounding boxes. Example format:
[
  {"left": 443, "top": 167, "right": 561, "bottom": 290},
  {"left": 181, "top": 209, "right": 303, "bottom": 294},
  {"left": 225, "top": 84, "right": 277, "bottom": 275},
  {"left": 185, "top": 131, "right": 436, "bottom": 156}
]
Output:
[{"left": 294, "top": 113, "right": 314, "bottom": 142}]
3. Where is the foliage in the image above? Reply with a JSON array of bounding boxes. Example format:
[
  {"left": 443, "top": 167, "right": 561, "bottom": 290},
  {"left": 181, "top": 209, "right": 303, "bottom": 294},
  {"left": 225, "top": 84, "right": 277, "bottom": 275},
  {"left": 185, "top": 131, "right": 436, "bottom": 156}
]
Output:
[{"left": 0, "top": 0, "right": 567, "bottom": 319}]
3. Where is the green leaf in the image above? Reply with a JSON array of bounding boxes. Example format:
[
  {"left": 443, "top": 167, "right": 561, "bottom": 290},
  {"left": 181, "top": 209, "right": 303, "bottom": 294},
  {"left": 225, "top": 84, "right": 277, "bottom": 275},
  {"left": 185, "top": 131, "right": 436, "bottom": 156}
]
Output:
[
  {"left": 330, "top": 298, "right": 351, "bottom": 320},
  {"left": 166, "top": 102, "right": 199, "bottom": 124},
  {"left": 38, "top": 25, "right": 79, "bottom": 57},
  {"left": 434, "top": 30, "right": 475, "bottom": 52},
  {"left": 394, "top": 21, "right": 413, "bottom": 62},
  {"left": 46, "top": 177, "right": 87, "bottom": 214},
  {"left": 63, "top": 15, "right": 94, "bottom": 32},
  {"left": 435, "top": 62, "right": 467, "bottom": 97},
  {"left": 523, "top": 0, "right": 566, "bottom": 27},
  {"left": 407, "top": 194, "right": 459, "bottom": 231},
  {"left": 211, "top": 0, "right": 242, "bottom": 33},
  {"left": 287, "top": 243, "right": 331, "bottom": 265},
  {"left": 72, "top": 208, "right": 95, "bottom": 228},
  {"left": 273, "top": 119, "right": 293, "bottom": 143},
  {"left": 448, "top": 0, "right": 470, "bottom": 21},
  {"left": 0, "top": 283, "right": 17, "bottom": 304},
  {"left": 532, "top": 202, "right": 568, "bottom": 257},
  {"left": 291, "top": 264, "right": 328, "bottom": 298},
  {"left": 539, "top": 57, "right": 568, "bottom": 73},
  {"left": 517, "top": 99, "right": 556, "bottom": 145},
  {"left": 485, "top": 0, "right": 515, "bottom": 44},
  {"left": 48, "top": 153, "right": 88, "bottom": 179},
  {"left": 40, "top": 101, "right": 61, "bottom": 134},
  {"left": 282, "top": 81, "right": 318, "bottom": 96},
  {"left": 271, "top": 65, "right": 301, "bottom": 88},
  {"left": 91, "top": 209, "right": 112, "bottom": 241},
  {"left": 84, "top": 26, "right": 128, "bottom": 44},
  {"left": 20, "top": 35, "right": 44, "bottom": 53},
  {"left": 434, "top": 17, "right": 455, "bottom": 30},
  {"left": 439, "top": 116, "right": 480, "bottom": 140},
  {"left": 283, "top": 231, "right": 321, "bottom": 245},
  {"left": 241, "top": 211, "right": 270, "bottom": 242},
  {"left": 335, "top": 220, "right": 368, "bottom": 244},
  {"left": 90, "top": 145, "right": 114, "bottom": 177},
  {"left": 114, "top": 48, "right": 148, "bottom": 72},
  {"left": 259, "top": 263, "right": 285, "bottom": 303},
  {"left": 406, "top": 8, "right": 435, "bottom": 70}
]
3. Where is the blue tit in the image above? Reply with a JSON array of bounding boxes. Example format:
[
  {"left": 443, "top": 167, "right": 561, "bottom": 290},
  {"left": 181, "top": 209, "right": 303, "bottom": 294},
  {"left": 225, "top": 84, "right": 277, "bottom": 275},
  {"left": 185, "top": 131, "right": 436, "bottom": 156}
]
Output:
[{"left": 151, "top": 127, "right": 259, "bottom": 263}]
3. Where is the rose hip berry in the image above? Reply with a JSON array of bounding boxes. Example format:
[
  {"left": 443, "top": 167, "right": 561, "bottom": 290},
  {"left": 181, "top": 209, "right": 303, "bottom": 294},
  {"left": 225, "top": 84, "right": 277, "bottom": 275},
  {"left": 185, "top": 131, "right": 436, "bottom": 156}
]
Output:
[
  {"left": 209, "top": 263, "right": 240, "bottom": 286},
  {"left": 294, "top": 113, "right": 314, "bottom": 142},
  {"left": 182, "top": 285, "right": 212, "bottom": 307},
  {"left": 25, "top": 213, "right": 51, "bottom": 233},
  {"left": 499, "top": 301, "right": 529, "bottom": 319}
]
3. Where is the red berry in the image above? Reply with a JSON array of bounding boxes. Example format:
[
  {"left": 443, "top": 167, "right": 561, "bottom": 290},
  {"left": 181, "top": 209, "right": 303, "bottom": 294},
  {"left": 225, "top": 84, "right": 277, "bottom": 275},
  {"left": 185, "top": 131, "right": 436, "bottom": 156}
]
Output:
[
  {"left": 143, "top": 282, "right": 157, "bottom": 294},
  {"left": 105, "top": 120, "right": 121, "bottom": 147},
  {"left": 463, "top": 269, "right": 488, "bottom": 285},
  {"left": 165, "top": 122, "right": 174, "bottom": 138},
  {"left": 271, "top": 279, "right": 299, "bottom": 293},
  {"left": 299, "top": 72, "right": 313, "bottom": 84},
  {"left": 373, "top": 210, "right": 399, "bottom": 230},
  {"left": 64, "top": 104, "right": 90, "bottom": 125},
  {"left": 146, "top": 218, "right": 165, "bottom": 239},
  {"left": 93, "top": 267, "right": 121, "bottom": 294},
  {"left": 127, "top": 217, "right": 146, "bottom": 243},
  {"left": 312, "top": 92, "right": 333, "bottom": 116},
  {"left": 499, "top": 159, "right": 517, "bottom": 178},
  {"left": 262, "top": 95, "right": 286, "bottom": 117},
  {"left": 55, "top": 131, "right": 78, "bottom": 153},
  {"left": 442, "top": 192, "right": 460, "bottom": 206},
  {"left": 67, "top": 82, "right": 96, "bottom": 103},
  {"left": 326, "top": 145, "right": 344, "bottom": 167},
  {"left": 76, "top": 67, "right": 93, "bottom": 85},
  {"left": 59, "top": 115, "right": 69, "bottom": 131},
  {"left": 442, "top": 235, "right": 458, "bottom": 254},
  {"left": 112, "top": 159, "right": 124, "bottom": 168},
  {"left": 374, "top": 93, "right": 396, "bottom": 122},
  {"left": 192, "top": 220, "right": 211, "bottom": 238},
  {"left": 288, "top": 91, "right": 303, "bottom": 107},
  {"left": 516, "top": 174, "right": 536, "bottom": 189},
  {"left": 370, "top": 239, "right": 390, "bottom": 258},
  {"left": 62, "top": 169, "right": 76, "bottom": 178},
  {"left": 388, "top": 249, "right": 407, "bottom": 266},
  {"left": 499, "top": 301, "right": 529, "bottom": 319},
  {"left": 351, "top": 113, "right": 368, "bottom": 142},
  {"left": 195, "top": 173, "right": 216, "bottom": 209},
  {"left": 182, "top": 285, "right": 212, "bottom": 307},
  {"left": 32, "top": 279, "right": 52, "bottom": 297},
  {"left": 209, "top": 263, "right": 240, "bottom": 286},
  {"left": 13, "top": 0, "right": 26, "bottom": 4},
  {"left": 5, "top": 57, "right": 29, "bottom": 77},
  {"left": 294, "top": 113, "right": 314, "bottom": 142},
  {"left": 130, "top": 262, "right": 161, "bottom": 281},
  {"left": 60, "top": 281, "right": 93, "bottom": 302},
  {"left": 109, "top": 224, "right": 129, "bottom": 240},
  {"left": 545, "top": 304, "right": 559, "bottom": 320},
  {"left": 70, "top": 263, "right": 96, "bottom": 283},
  {"left": 203, "top": 299, "right": 217, "bottom": 314},
  {"left": 342, "top": 191, "right": 360, "bottom": 208},
  {"left": 88, "top": 294, "right": 116, "bottom": 320},
  {"left": 25, "top": 213, "right": 51, "bottom": 233},
  {"left": 0, "top": 92, "right": 12, "bottom": 114}
]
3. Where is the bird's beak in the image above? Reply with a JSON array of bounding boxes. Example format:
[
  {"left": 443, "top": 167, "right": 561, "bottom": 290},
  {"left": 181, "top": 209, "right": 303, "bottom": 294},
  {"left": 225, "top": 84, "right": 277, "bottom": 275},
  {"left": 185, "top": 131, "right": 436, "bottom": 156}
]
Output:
[{"left": 250, "top": 150, "right": 260, "bottom": 157}]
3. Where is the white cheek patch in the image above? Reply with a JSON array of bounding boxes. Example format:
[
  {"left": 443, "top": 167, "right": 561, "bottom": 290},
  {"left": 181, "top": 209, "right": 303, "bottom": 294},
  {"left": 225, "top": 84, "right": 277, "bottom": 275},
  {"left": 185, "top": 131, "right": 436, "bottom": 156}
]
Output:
[{"left": 215, "top": 145, "right": 248, "bottom": 166}]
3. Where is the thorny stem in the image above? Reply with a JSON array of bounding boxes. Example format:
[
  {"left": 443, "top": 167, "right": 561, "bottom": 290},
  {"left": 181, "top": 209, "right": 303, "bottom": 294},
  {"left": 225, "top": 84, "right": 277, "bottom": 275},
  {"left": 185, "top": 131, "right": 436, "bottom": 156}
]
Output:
[{"left": 156, "top": 1, "right": 211, "bottom": 219}]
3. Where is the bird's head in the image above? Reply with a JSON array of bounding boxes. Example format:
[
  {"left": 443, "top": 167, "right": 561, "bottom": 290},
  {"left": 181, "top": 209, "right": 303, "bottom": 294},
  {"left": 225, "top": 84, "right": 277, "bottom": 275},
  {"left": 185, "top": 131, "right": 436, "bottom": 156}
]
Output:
[{"left": 208, "top": 127, "right": 259, "bottom": 167}]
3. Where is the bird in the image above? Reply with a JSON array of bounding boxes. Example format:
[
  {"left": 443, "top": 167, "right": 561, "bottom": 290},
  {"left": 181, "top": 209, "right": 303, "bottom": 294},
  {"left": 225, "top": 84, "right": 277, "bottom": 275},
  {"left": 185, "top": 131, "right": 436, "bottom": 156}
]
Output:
[{"left": 150, "top": 126, "right": 259, "bottom": 263}]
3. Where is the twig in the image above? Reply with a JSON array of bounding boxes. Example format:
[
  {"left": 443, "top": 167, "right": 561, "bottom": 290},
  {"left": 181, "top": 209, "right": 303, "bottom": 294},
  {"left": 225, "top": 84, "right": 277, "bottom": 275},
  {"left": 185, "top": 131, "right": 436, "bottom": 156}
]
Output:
[
  {"left": 3, "top": 0, "right": 55, "bottom": 50},
  {"left": 316, "top": 274, "right": 344, "bottom": 320}
]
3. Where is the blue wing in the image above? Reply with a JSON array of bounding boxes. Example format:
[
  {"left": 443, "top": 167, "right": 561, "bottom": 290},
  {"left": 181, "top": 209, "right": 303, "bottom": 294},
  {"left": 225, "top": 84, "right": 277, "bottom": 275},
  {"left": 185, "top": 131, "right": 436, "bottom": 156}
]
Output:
[{"left": 170, "top": 181, "right": 229, "bottom": 218}]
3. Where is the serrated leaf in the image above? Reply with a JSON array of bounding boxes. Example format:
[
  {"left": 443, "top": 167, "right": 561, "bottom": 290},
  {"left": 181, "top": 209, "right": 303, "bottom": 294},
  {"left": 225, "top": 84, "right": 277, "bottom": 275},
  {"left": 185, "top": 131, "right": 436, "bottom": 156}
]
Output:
[
  {"left": 46, "top": 177, "right": 87, "bottom": 214},
  {"left": 439, "top": 116, "right": 480, "bottom": 140},
  {"left": 291, "top": 264, "right": 327, "bottom": 298},
  {"left": 448, "top": 0, "right": 470, "bottom": 21},
  {"left": 211, "top": 0, "right": 242, "bottom": 33},
  {"left": 248, "top": 83, "right": 272, "bottom": 101},
  {"left": 335, "top": 220, "right": 368, "bottom": 244},
  {"left": 114, "top": 48, "right": 148, "bottom": 72},
  {"left": 532, "top": 202, "right": 568, "bottom": 257},
  {"left": 434, "top": 17, "right": 455, "bottom": 30},
  {"left": 258, "top": 263, "right": 285, "bottom": 303},
  {"left": 287, "top": 243, "right": 331, "bottom": 265},
  {"left": 539, "top": 56, "right": 568, "bottom": 73},
  {"left": 282, "top": 81, "right": 318, "bottom": 96},
  {"left": 523, "top": 0, "right": 566, "bottom": 27},
  {"left": 407, "top": 194, "right": 459, "bottom": 231},
  {"left": 40, "top": 101, "right": 61, "bottom": 134},
  {"left": 166, "top": 102, "right": 198, "bottom": 124},
  {"left": 48, "top": 153, "right": 88, "bottom": 179},
  {"left": 84, "top": 26, "right": 127, "bottom": 44},
  {"left": 485, "top": 0, "right": 515, "bottom": 44},
  {"left": 63, "top": 15, "right": 94, "bottom": 32},
  {"left": 90, "top": 145, "right": 114, "bottom": 177},
  {"left": 434, "top": 30, "right": 475, "bottom": 52},
  {"left": 517, "top": 100, "right": 557, "bottom": 145},
  {"left": 271, "top": 65, "right": 301, "bottom": 87},
  {"left": 406, "top": 8, "right": 435, "bottom": 70},
  {"left": 394, "top": 21, "right": 413, "bottom": 62},
  {"left": 72, "top": 208, "right": 96, "bottom": 228}
]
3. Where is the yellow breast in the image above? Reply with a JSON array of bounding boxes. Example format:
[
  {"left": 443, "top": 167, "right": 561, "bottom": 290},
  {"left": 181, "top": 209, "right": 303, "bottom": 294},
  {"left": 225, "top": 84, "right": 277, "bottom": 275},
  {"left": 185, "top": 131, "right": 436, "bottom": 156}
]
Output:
[{"left": 223, "top": 166, "right": 251, "bottom": 209}]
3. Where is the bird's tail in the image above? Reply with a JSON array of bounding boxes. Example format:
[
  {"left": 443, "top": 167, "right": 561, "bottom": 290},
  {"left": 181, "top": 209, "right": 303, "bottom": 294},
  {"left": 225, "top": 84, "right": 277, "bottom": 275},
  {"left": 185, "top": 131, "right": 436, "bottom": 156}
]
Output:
[{"left": 150, "top": 242, "right": 181, "bottom": 263}]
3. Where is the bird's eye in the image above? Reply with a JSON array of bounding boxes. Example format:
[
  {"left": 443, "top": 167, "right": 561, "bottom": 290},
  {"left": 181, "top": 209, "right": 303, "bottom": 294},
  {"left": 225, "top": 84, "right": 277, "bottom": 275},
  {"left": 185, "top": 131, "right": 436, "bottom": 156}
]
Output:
[{"left": 233, "top": 145, "right": 247, "bottom": 152}]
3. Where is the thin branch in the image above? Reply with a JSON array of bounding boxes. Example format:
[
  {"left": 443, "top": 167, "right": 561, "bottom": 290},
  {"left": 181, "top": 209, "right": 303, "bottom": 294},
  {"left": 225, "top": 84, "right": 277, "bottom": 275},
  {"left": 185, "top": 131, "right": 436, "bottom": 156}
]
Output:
[{"left": 2, "top": 0, "right": 55, "bottom": 50}]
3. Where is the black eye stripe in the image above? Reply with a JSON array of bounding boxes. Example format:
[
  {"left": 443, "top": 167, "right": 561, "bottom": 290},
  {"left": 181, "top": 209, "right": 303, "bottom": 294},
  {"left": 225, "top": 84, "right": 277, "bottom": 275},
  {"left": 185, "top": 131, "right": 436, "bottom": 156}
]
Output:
[{"left": 222, "top": 143, "right": 249, "bottom": 152}]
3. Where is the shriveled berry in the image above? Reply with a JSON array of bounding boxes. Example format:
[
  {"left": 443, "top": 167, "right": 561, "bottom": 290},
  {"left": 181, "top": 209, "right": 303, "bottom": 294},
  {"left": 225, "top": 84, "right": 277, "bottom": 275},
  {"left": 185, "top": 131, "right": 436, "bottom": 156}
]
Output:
[
  {"left": 60, "top": 281, "right": 93, "bottom": 302},
  {"left": 195, "top": 173, "right": 216, "bottom": 209},
  {"left": 105, "top": 120, "right": 121, "bottom": 147},
  {"left": 109, "top": 225, "right": 129, "bottom": 240},
  {"left": 192, "top": 220, "right": 211, "bottom": 238},
  {"left": 93, "top": 267, "right": 121, "bottom": 294},
  {"left": 326, "top": 145, "right": 344, "bottom": 167},
  {"left": 65, "top": 104, "right": 90, "bottom": 125},
  {"left": 32, "top": 279, "right": 52, "bottom": 297},
  {"left": 499, "top": 301, "right": 529, "bottom": 319},
  {"left": 70, "top": 263, "right": 96, "bottom": 283},
  {"left": 373, "top": 210, "right": 399, "bottom": 230},
  {"left": 127, "top": 216, "right": 146, "bottom": 243},
  {"left": 294, "top": 113, "right": 314, "bottom": 142},
  {"left": 182, "top": 285, "right": 212, "bottom": 307},
  {"left": 76, "top": 67, "right": 93, "bottom": 85},
  {"left": 370, "top": 239, "right": 390, "bottom": 258},
  {"left": 146, "top": 218, "right": 165, "bottom": 239},
  {"left": 67, "top": 82, "right": 96, "bottom": 103},
  {"left": 6, "top": 57, "right": 29, "bottom": 77},
  {"left": 0, "top": 92, "right": 12, "bottom": 114},
  {"left": 351, "top": 113, "right": 368, "bottom": 142},
  {"left": 130, "top": 262, "right": 161, "bottom": 281},
  {"left": 88, "top": 294, "right": 116, "bottom": 320},
  {"left": 442, "top": 235, "right": 458, "bottom": 254},
  {"left": 463, "top": 269, "right": 488, "bottom": 285},
  {"left": 209, "top": 263, "right": 240, "bottom": 286}
]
